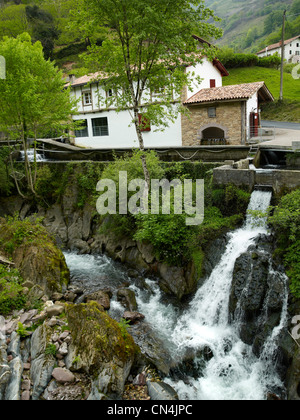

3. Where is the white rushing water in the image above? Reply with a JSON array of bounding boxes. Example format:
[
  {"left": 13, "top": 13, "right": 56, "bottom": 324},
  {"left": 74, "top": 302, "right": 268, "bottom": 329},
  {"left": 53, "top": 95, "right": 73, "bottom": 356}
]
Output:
[
  {"left": 132, "top": 190, "right": 288, "bottom": 400},
  {"left": 65, "top": 190, "right": 288, "bottom": 400},
  {"left": 19, "top": 150, "right": 46, "bottom": 162}
]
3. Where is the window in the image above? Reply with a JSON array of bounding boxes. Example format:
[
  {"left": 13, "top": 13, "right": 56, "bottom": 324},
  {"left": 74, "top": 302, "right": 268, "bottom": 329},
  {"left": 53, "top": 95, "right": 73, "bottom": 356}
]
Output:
[
  {"left": 296, "top": 51, "right": 300, "bottom": 56},
  {"left": 106, "top": 89, "right": 113, "bottom": 98},
  {"left": 208, "top": 107, "right": 216, "bottom": 118},
  {"left": 75, "top": 119, "right": 89, "bottom": 138},
  {"left": 83, "top": 91, "right": 92, "bottom": 105},
  {"left": 290, "top": 50, "right": 293, "bottom": 55},
  {"left": 138, "top": 114, "right": 151, "bottom": 132},
  {"left": 210, "top": 79, "right": 216, "bottom": 88},
  {"left": 92, "top": 117, "right": 109, "bottom": 136}
]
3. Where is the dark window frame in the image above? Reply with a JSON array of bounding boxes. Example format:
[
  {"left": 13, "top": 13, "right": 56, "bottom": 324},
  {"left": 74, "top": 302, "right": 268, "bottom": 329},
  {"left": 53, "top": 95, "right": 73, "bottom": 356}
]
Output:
[{"left": 92, "top": 117, "right": 109, "bottom": 137}]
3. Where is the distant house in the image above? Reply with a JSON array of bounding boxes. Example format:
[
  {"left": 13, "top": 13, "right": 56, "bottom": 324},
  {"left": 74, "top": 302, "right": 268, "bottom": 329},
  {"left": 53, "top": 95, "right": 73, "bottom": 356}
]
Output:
[
  {"left": 257, "top": 35, "right": 300, "bottom": 64},
  {"left": 67, "top": 38, "right": 274, "bottom": 149}
]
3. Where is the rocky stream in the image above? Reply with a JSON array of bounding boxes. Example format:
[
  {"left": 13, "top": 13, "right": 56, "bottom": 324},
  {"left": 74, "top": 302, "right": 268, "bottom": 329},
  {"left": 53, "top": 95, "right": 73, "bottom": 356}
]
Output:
[{"left": 0, "top": 189, "right": 299, "bottom": 400}]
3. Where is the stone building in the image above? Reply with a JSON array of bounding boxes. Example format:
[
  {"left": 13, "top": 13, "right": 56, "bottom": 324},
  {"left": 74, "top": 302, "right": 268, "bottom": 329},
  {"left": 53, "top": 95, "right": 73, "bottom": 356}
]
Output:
[{"left": 182, "top": 82, "right": 274, "bottom": 146}]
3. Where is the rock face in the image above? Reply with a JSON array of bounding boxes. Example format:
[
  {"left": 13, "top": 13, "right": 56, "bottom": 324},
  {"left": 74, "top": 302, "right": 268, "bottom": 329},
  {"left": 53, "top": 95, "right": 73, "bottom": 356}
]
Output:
[{"left": 229, "top": 236, "right": 288, "bottom": 349}]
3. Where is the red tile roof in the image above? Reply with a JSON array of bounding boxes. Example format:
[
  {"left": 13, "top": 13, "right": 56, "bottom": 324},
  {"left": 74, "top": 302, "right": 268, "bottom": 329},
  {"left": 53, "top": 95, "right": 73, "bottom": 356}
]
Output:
[{"left": 184, "top": 82, "right": 274, "bottom": 105}]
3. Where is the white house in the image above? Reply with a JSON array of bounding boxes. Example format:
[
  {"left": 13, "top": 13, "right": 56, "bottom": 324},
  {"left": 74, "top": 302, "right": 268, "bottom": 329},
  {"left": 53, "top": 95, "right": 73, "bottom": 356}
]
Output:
[
  {"left": 67, "top": 38, "right": 274, "bottom": 149},
  {"left": 257, "top": 35, "right": 300, "bottom": 64}
]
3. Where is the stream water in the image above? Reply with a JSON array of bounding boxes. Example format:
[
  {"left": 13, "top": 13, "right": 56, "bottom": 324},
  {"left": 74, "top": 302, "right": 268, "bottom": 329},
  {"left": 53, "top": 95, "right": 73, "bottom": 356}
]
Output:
[{"left": 64, "top": 189, "right": 288, "bottom": 400}]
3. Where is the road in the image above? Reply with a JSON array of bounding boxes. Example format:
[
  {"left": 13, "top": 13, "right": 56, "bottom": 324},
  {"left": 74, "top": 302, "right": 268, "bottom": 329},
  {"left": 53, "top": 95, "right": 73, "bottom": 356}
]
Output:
[
  {"left": 259, "top": 120, "right": 300, "bottom": 148},
  {"left": 262, "top": 120, "right": 300, "bottom": 130}
]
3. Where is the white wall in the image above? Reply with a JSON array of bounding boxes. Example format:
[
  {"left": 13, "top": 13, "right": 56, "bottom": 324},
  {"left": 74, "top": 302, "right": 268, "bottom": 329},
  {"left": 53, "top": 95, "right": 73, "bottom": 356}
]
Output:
[
  {"left": 246, "top": 93, "right": 259, "bottom": 139},
  {"left": 258, "top": 37, "right": 300, "bottom": 63},
  {"left": 72, "top": 107, "right": 182, "bottom": 149},
  {"left": 186, "top": 58, "right": 223, "bottom": 99}
]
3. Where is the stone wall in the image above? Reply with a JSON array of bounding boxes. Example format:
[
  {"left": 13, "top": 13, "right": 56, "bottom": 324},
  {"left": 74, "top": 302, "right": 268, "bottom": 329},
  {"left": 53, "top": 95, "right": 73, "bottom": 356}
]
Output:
[
  {"left": 182, "top": 102, "right": 243, "bottom": 146},
  {"left": 213, "top": 164, "right": 300, "bottom": 194}
]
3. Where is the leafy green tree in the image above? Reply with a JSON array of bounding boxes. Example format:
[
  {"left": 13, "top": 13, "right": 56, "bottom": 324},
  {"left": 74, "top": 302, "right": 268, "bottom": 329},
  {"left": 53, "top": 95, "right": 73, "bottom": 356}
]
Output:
[
  {"left": 0, "top": 3, "right": 30, "bottom": 38},
  {"left": 25, "top": 5, "right": 60, "bottom": 59},
  {"left": 0, "top": 33, "right": 77, "bottom": 197},
  {"left": 72, "top": 0, "right": 222, "bottom": 188}
]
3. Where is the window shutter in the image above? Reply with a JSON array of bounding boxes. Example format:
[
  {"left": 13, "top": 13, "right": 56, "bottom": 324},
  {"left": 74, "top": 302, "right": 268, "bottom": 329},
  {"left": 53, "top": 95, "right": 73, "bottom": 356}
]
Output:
[
  {"left": 210, "top": 79, "right": 216, "bottom": 88},
  {"left": 138, "top": 114, "right": 151, "bottom": 132}
]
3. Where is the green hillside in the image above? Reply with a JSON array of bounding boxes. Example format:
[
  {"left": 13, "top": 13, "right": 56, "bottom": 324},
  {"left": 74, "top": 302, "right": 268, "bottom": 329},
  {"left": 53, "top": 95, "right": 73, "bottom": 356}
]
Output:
[
  {"left": 206, "top": 0, "right": 300, "bottom": 53},
  {"left": 223, "top": 66, "right": 300, "bottom": 121}
]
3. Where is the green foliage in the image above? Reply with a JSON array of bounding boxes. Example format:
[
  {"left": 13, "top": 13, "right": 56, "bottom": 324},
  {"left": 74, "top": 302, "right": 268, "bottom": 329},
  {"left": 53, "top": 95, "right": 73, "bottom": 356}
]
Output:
[
  {"left": 223, "top": 66, "right": 300, "bottom": 113},
  {"left": 0, "top": 147, "right": 13, "bottom": 196},
  {"left": 217, "top": 47, "right": 281, "bottom": 69},
  {"left": 0, "top": 215, "right": 49, "bottom": 256},
  {"left": 211, "top": 184, "right": 251, "bottom": 217},
  {"left": 45, "top": 343, "right": 57, "bottom": 356},
  {"left": 118, "top": 318, "right": 131, "bottom": 339},
  {"left": 0, "top": 265, "right": 26, "bottom": 315},
  {"left": 269, "top": 188, "right": 300, "bottom": 298},
  {"left": 16, "top": 322, "right": 31, "bottom": 338},
  {"left": 134, "top": 212, "right": 194, "bottom": 265},
  {"left": 284, "top": 242, "right": 300, "bottom": 298}
]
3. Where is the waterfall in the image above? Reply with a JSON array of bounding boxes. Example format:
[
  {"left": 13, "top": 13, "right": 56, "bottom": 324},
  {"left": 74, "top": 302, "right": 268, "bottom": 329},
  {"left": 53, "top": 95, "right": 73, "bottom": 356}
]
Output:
[
  {"left": 64, "top": 189, "right": 289, "bottom": 400},
  {"left": 133, "top": 190, "right": 288, "bottom": 400},
  {"left": 19, "top": 150, "right": 46, "bottom": 162}
]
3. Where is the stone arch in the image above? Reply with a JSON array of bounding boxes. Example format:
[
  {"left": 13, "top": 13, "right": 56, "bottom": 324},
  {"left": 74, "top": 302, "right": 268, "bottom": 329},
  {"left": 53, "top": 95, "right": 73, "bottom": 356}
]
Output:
[{"left": 197, "top": 123, "right": 228, "bottom": 141}]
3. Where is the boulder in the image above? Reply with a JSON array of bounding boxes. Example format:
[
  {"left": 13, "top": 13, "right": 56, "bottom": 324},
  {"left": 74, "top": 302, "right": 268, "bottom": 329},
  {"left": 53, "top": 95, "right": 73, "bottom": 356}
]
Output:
[
  {"left": 52, "top": 367, "right": 75, "bottom": 384},
  {"left": 64, "top": 302, "right": 137, "bottom": 400},
  {"left": 85, "top": 290, "right": 111, "bottom": 310},
  {"left": 30, "top": 354, "right": 56, "bottom": 400},
  {"left": 146, "top": 380, "right": 178, "bottom": 400},
  {"left": 123, "top": 311, "right": 145, "bottom": 324},
  {"left": 4, "top": 356, "right": 23, "bottom": 400},
  {"left": 117, "top": 288, "right": 138, "bottom": 312}
]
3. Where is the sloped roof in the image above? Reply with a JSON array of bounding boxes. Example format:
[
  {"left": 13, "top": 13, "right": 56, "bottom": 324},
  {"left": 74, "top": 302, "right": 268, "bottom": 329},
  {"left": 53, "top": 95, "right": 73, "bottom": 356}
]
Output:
[
  {"left": 257, "top": 35, "right": 300, "bottom": 54},
  {"left": 184, "top": 82, "right": 274, "bottom": 105}
]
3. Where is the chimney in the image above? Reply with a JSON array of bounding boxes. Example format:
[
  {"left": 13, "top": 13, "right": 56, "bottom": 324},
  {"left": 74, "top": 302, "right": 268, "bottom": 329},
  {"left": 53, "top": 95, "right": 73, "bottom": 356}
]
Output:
[{"left": 68, "top": 74, "right": 76, "bottom": 85}]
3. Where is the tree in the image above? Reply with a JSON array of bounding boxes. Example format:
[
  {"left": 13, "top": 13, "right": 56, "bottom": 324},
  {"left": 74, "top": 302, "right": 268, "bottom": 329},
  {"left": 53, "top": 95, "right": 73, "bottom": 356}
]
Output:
[
  {"left": 0, "top": 33, "right": 77, "bottom": 197},
  {"left": 25, "top": 5, "right": 60, "bottom": 59},
  {"left": 72, "top": 0, "right": 222, "bottom": 189},
  {"left": 0, "top": 3, "right": 30, "bottom": 38}
]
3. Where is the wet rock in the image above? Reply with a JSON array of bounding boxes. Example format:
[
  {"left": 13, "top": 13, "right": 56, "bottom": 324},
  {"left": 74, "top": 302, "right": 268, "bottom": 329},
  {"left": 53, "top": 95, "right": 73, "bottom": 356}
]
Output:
[
  {"left": 286, "top": 347, "right": 300, "bottom": 400},
  {"left": 30, "top": 354, "right": 56, "bottom": 400},
  {"left": 5, "top": 356, "right": 23, "bottom": 400},
  {"left": 146, "top": 380, "right": 178, "bottom": 400},
  {"left": 123, "top": 311, "right": 145, "bottom": 324},
  {"left": 85, "top": 290, "right": 111, "bottom": 310},
  {"left": 117, "top": 288, "right": 137, "bottom": 312}
]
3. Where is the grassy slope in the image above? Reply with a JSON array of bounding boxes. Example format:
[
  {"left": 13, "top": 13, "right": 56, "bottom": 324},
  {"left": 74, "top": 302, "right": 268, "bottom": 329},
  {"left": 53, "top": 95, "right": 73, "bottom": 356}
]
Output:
[{"left": 223, "top": 67, "right": 300, "bottom": 122}]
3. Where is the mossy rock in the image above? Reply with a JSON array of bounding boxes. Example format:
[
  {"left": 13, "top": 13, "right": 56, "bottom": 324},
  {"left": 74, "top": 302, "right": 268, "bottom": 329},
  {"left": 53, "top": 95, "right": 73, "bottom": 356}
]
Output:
[
  {"left": 0, "top": 217, "right": 69, "bottom": 297},
  {"left": 65, "top": 302, "right": 138, "bottom": 399}
]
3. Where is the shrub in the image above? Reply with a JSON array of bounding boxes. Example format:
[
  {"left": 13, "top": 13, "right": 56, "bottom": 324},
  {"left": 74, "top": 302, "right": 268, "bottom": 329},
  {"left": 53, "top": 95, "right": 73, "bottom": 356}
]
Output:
[
  {"left": 0, "top": 266, "right": 26, "bottom": 315},
  {"left": 269, "top": 188, "right": 300, "bottom": 298}
]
